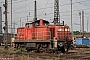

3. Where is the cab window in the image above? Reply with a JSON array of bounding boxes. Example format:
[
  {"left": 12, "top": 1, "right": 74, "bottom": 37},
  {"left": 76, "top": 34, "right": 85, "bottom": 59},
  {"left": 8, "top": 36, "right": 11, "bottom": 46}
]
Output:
[{"left": 26, "top": 23, "right": 31, "bottom": 28}]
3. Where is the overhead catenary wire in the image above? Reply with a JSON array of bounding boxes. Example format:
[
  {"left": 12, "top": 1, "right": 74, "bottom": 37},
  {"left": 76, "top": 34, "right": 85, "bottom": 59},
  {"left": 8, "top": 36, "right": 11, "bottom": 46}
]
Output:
[
  {"left": 76, "top": 0, "right": 90, "bottom": 7},
  {"left": 8, "top": 10, "right": 90, "bottom": 20},
  {"left": 1, "top": 0, "right": 90, "bottom": 25},
  {"left": 12, "top": 1, "right": 33, "bottom": 12},
  {"left": 8, "top": 0, "right": 29, "bottom": 4},
  {"left": 9, "top": 0, "right": 89, "bottom": 14},
  {"left": 10, "top": 6, "right": 90, "bottom": 15},
  {"left": 8, "top": 0, "right": 90, "bottom": 18},
  {"left": 75, "top": 0, "right": 90, "bottom": 17},
  {"left": 38, "top": 0, "right": 50, "bottom": 18}
]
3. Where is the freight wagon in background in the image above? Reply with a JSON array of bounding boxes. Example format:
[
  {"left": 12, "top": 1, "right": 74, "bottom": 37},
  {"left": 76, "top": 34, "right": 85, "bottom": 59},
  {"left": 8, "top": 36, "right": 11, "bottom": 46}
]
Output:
[
  {"left": 72, "top": 34, "right": 90, "bottom": 48},
  {"left": 12, "top": 19, "right": 73, "bottom": 53}
]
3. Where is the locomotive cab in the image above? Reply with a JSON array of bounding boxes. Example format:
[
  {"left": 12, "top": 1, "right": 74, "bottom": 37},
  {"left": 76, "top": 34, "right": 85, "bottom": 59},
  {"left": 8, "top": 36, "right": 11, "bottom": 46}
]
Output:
[
  {"left": 25, "top": 21, "right": 33, "bottom": 28},
  {"left": 33, "top": 19, "right": 49, "bottom": 26},
  {"left": 25, "top": 19, "right": 49, "bottom": 27}
]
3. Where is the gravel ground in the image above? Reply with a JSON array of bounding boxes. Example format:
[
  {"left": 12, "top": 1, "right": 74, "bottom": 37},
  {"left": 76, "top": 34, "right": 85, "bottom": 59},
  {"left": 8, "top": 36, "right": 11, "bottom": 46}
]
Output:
[{"left": 0, "top": 46, "right": 90, "bottom": 60}]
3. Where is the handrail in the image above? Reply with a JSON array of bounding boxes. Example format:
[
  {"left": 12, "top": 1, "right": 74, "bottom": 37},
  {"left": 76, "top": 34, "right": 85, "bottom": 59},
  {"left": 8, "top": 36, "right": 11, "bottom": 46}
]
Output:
[
  {"left": 57, "top": 31, "right": 70, "bottom": 40},
  {"left": 32, "top": 31, "right": 51, "bottom": 40}
]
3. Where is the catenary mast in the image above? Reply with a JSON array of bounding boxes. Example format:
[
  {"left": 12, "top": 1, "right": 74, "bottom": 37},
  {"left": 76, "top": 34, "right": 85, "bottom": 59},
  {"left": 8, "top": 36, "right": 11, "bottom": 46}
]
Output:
[{"left": 54, "top": 0, "right": 60, "bottom": 24}]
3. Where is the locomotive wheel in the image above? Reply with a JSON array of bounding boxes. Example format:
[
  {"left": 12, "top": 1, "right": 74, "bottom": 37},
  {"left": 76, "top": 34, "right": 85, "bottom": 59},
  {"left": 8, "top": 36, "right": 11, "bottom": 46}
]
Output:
[
  {"left": 37, "top": 44, "right": 44, "bottom": 52},
  {"left": 37, "top": 43, "right": 49, "bottom": 52},
  {"left": 38, "top": 48, "right": 44, "bottom": 52}
]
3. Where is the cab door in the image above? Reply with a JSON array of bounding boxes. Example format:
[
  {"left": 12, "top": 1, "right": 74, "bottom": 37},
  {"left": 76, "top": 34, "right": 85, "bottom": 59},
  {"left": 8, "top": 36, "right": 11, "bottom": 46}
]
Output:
[{"left": 50, "top": 28, "right": 55, "bottom": 39}]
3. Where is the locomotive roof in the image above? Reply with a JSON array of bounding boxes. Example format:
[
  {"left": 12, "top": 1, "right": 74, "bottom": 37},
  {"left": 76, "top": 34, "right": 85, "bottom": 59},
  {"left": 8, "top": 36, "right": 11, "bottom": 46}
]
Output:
[
  {"left": 34, "top": 19, "right": 49, "bottom": 23},
  {"left": 27, "top": 19, "right": 49, "bottom": 24}
]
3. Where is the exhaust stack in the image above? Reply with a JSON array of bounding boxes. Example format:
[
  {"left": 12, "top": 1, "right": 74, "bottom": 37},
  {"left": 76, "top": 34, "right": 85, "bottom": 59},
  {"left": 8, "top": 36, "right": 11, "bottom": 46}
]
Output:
[{"left": 34, "top": 0, "right": 37, "bottom": 21}]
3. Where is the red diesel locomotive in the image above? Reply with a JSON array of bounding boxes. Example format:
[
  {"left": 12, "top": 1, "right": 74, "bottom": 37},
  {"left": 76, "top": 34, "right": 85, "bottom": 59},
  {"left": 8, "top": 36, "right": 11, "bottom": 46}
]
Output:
[{"left": 13, "top": 19, "right": 72, "bottom": 53}]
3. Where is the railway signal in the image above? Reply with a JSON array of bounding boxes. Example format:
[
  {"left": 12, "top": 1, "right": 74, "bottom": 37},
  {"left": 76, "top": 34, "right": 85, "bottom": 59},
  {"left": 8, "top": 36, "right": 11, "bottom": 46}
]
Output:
[{"left": 3, "top": 0, "right": 8, "bottom": 49}]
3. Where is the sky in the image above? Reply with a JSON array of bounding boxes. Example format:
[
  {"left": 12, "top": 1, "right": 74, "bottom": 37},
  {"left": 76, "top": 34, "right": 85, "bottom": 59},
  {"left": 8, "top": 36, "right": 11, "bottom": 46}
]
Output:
[{"left": 0, "top": 0, "right": 90, "bottom": 33}]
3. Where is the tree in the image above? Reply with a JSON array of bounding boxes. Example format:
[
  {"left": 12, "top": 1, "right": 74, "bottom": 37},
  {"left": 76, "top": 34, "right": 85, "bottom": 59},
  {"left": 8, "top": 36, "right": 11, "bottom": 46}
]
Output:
[{"left": 73, "top": 31, "right": 80, "bottom": 35}]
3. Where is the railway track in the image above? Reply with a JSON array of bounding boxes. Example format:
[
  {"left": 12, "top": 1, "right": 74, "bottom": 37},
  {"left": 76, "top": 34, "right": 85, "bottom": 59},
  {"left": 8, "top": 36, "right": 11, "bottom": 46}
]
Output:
[
  {"left": 21, "top": 49, "right": 90, "bottom": 60},
  {"left": 0, "top": 47, "right": 90, "bottom": 60}
]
